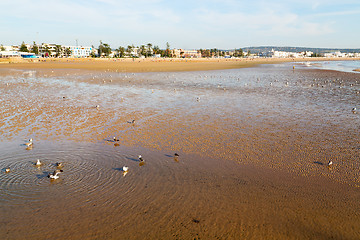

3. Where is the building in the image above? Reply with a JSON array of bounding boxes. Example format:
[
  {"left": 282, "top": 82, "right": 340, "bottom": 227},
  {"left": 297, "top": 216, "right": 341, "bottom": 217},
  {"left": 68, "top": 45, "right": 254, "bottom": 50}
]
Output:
[
  {"left": 172, "top": 49, "right": 201, "bottom": 58},
  {"left": 38, "top": 43, "right": 57, "bottom": 57},
  {"left": 324, "top": 51, "right": 346, "bottom": 58},
  {"left": 0, "top": 51, "right": 19, "bottom": 58},
  {"left": 65, "top": 46, "right": 92, "bottom": 57}
]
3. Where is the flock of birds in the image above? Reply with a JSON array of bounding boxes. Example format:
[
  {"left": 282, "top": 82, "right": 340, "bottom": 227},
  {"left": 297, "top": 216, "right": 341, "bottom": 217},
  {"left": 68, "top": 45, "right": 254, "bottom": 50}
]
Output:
[{"left": 3, "top": 138, "right": 180, "bottom": 180}]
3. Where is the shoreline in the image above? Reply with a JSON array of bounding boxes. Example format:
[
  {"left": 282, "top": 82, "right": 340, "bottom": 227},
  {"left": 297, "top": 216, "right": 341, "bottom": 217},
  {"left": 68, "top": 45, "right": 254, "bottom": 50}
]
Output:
[{"left": 1, "top": 56, "right": 360, "bottom": 73}]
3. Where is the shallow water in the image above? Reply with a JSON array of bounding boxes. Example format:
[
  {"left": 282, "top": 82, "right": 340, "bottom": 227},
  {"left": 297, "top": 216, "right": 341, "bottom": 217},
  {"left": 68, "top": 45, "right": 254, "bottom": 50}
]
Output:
[
  {"left": 1, "top": 63, "right": 360, "bottom": 239},
  {"left": 299, "top": 60, "right": 360, "bottom": 73}
]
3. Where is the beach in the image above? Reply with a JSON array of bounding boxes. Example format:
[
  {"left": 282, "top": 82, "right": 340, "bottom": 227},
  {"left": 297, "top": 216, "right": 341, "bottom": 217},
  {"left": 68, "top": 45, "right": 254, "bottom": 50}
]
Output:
[
  {"left": 0, "top": 59, "right": 360, "bottom": 239},
  {"left": 2, "top": 56, "right": 360, "bottom": 73}
]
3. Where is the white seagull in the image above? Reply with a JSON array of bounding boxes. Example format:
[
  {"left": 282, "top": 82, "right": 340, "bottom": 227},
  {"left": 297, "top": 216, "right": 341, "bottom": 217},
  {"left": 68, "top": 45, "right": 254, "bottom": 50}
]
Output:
[
  {"left": 138, "top": 155, "right": 144, "bottom": 162},
  {"left": 48, "top": 169, "right": 63, "bottom": 179},
  {"left": 328, "top": 161, "right": 333, "bottom": 167},
  {"left": 36, "top": 159, "right": 42, "bottom": 166},
  {"left": 56, "top": 162, "right": 63, "bottom": 168},
  {"left": 25, "top": 138, "right": 33, "bottom": 147},
  {"left": 122, "top": 166, "right": 129, "bottom": 172}
]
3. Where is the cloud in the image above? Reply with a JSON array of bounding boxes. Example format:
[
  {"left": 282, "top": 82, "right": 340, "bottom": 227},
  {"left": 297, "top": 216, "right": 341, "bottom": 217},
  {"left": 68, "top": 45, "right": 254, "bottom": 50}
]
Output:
[
  {"left": 312, "top": 9, "right": 360, "bottom": 17},
  {"left": 0, "top": 0, "right": 359, "bottom": 48},
  {"left": 194, "top": 8, "right": 334, "bottom": 37}
]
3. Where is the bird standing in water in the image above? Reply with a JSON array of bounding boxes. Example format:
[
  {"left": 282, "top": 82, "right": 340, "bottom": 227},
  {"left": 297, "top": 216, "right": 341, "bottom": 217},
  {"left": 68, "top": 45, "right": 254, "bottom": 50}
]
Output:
[
  {"left": 36, "top": 159, "right": 42, "bottom": 166},
  {"left": 48, "top": 169, "right": 63, "bottom": 179},
  {"left": 25, "top": 138, "right": 33, "bottom": 147}
]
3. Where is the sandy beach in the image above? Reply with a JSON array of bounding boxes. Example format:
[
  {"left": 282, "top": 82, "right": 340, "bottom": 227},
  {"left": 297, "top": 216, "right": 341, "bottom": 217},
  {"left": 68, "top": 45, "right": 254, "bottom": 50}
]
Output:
[
  {"left": 0, "top": 59, "right": 360, "bottom": 239},
  {"left": 1, "top": 56, "right": 360, "bottom": 73}
]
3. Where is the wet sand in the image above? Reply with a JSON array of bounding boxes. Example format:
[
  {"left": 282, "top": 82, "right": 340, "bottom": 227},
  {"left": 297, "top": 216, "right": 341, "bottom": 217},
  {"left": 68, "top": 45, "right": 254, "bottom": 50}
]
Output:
[{"left": 0, "top": 62, "right": 360, "bottom": 239}]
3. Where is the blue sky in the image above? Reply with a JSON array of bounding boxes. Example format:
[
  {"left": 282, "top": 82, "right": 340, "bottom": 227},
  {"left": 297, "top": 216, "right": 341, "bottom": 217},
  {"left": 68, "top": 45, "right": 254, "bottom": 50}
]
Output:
[{"left": 1, "top": 0, "right": 360, "bottom": 49}]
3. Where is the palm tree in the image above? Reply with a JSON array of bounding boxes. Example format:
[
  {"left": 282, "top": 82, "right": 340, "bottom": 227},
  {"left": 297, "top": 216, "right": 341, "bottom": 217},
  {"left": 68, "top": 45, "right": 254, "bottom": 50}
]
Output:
[
  {"left": 31, "top": 41, "right": 39, "bottom": 55},
  {"left": 117, "top": 46, "right": 125, "bottom": 58},
  {"left": 147, "top": 43, "right": 152, "bottom": 57},
  {"left": 139, "top": 45, "right": 146, "bottom": 57},
  {"left": 55, "top": 45, "right": 63, "bottom": 57},
  {"left": 126, "top": 45, "right": 133, "bottom": 57},
  {"left": 44, "top": 45, "right": 51, "bottom": 57},
  {"left": 153, "top": 45, "right": 160, "bottom": 54},
  {"left": 165, "top": 42, "right": 171, "bottom": 57},
  {"left": 64, "top": 47, "right": 72, "bottom": 57}
]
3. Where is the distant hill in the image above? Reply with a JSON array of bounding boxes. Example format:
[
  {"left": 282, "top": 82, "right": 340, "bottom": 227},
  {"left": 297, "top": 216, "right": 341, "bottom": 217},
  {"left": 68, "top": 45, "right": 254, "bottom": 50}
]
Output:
[{"left": 240, "top": 46, "right": 360, "bottom": 54}]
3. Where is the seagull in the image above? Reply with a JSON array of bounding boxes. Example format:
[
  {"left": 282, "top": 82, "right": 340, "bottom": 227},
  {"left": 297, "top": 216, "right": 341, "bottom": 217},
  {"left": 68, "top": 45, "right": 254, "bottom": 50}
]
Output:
[
  {"left": 95, "top": 105, "right": 100, "bottom": 109},
  {"left": 131, "top": 119, "right": 136, "bottom": 124},
  {"left": 36, "top": 159, "right": 42, "bottom": 166},
  {"left": 5, "top": 168, "right": 10, "bottom": 173},
  {"left": 138, "top": 155, "right": 144, "bottom": 162},
  {"left": 352, "top": 107, "right": 357, "bottom": 113},
  {"left": 25, "top": 138, "right": 33, "bottom": 147},
  {"left": 328, "top": 161, "right": 333, "bottom": 167},
  {"left": 113, "top": 137, "right": 120, "bottom": 142},
  {"left": 48, "top": 169, "right": 63, "bottom": 179},
  {"left": 122, "top": 166, "right": 129, "bottom": 172},
  {"left": 174, "top": 153, "right": 179, "bottom": 162},
  {"left": 56, "top": 162, "right": 63, "bottom": 168}
]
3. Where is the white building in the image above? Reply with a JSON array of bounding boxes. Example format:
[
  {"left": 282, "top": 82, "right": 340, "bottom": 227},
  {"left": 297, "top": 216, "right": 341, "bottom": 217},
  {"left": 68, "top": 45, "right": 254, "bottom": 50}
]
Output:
[
  {"left": 1, "top": 45, "right": 20, "bottom": 51},
  {"left": 324, "top": 51, "right": 346, "bottom": 58},
  {"left": 172, "top": 49, "right": 201, "bottom": 58},
  {"left": 65, "top": 46, "right": 92, "bottom": 57},
  {"left": 0, "top": 51, "right": 19, "bottom": 58}
]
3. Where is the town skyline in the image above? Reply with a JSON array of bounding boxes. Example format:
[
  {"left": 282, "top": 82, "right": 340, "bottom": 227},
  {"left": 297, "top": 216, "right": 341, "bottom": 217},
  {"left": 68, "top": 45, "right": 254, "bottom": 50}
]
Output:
[
  {"left": 2, "top": 41, "right": 360, "bottom": 59},
  {"left": 1, "top": 0, "right": 360, "bottom": 49}
]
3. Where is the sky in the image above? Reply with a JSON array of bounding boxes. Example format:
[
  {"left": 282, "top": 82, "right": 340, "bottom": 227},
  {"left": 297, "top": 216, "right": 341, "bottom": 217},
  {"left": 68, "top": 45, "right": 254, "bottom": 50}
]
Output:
[{"left": 1, "top": 0, "right": 360, "bottom": 49}]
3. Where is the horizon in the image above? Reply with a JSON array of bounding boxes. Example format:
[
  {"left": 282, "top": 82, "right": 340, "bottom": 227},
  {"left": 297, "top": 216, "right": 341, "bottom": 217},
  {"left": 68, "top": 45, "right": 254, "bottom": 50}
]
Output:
[{"left": 1, "top": 0, "right": 360, "bottom": 49}]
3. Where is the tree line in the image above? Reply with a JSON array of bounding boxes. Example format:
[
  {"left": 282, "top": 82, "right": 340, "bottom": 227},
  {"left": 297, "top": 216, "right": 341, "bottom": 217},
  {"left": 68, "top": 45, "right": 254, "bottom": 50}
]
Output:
[
  {"left": 4, "top": 41, "right": 256, "bottom": 58},
  {"left": 98, "top": 41, "right": 172, "bottom": 58}
]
